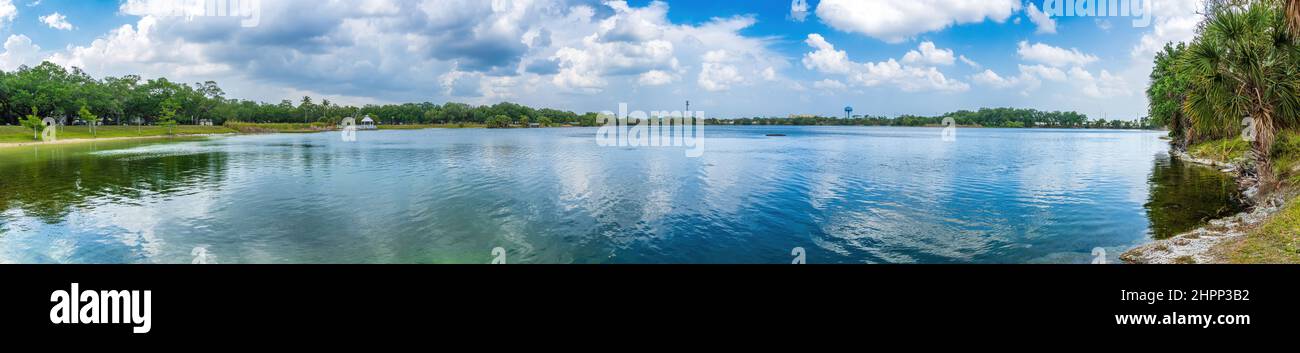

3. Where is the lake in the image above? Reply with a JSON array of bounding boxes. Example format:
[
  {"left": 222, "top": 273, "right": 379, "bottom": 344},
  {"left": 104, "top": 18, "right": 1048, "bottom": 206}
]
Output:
[{"left": 0, "top": 126, "right": 1243, "bottom": 264}]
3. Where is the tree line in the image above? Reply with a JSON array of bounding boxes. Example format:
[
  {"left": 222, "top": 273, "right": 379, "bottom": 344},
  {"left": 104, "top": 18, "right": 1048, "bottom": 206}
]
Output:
[
  {"left": 715, "top": 107, "right": 1150, "bottom": 129},
  {"left": 0, "top": 62, "right": 601, "bottom": 128},
  {"left": 1147, "top": 0, "right": 1300, "bottom": 182},
  {"left": 3, "top": 60, "right": 1135, "bottom": 134}
]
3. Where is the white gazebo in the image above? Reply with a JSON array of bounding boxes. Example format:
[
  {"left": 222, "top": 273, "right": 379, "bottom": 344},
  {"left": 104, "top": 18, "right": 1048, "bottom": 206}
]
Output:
[{"left": 359, "top": 115, "right": 378, "bottom": 130}]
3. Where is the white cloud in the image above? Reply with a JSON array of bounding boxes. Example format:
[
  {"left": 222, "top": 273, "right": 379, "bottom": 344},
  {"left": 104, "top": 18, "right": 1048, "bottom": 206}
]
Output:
[
  {"left": 698, "top": 50, "right": 745, "bottom": 91},
  {"left": 36, "top": 0, "right": 788, "bottom": 111},
  {"left": 815, "top": 0, "right": 1020, "bottom": 43},
  {"left": 0, "top": 0, "right": 16, "bottom": 30},
  {"left": 1131, "top": 0, "right": 1204, "bottom": 60},
  {"left": 801, "top": 33, "right": 853, "bottom": 74},
  {"left": 1019, "top": 64, "right": 1066, "bottom": 82},
  {"left": 958, "top": 55, "right": 980, "bottom": 68},
  {"left": 761, "top": 66, "right": 777, "bottom": 81},
  {"left": 0, "top": 34, "right": 42, "bottom": 71},
  {"left": 972, "top": 63, "right": 1126, "bottom": 98},
  {"left": 1026, "top": 2, "right": 1056, "bottom": 34},
  {"left": 638, "top": 69, "right": 674, "bottom": 86},
  {"left": 1017, "top": 41, "right": 1098, "bottom": 67},
  {"left": 970, "top": 69, "right": 1015, "bottom": 88},
  {"left": 546, "top": 2, "right": 780, "bottom": 94},
  {"left": 813, "top": 79, "right": 846, "bottom": 90},
  {"left": 790, "top": 0, "right": 808, "bottom": 22},
  {"left": 40, "top": 12, "right": 73, "bottom": 30},
  {"left": 901, "top": 41, "right": 955, "bottom": 66},
  {"left": 802, "top": 34, "right": 968, "bottom": 92},
  {"left": 1069, "top": 67, "right": 1130, "bottom": 98}
]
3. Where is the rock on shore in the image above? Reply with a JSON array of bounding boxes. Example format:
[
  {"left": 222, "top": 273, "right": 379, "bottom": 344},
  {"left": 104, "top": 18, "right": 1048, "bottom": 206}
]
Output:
[{"left": 1120, "top": 201, "right": 1280, "bottom": 264}]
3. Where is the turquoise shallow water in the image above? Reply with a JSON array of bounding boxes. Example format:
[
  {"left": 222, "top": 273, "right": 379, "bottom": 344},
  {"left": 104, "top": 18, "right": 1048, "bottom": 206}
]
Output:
[{"left": 0, "top": 126, "right": 1242, "bottom": 264}]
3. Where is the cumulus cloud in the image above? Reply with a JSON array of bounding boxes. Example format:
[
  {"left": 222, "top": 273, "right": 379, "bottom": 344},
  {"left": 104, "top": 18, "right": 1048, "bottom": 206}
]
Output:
[
  {"left": 40, "top": 12, "right": 73, "bottom": 30},
  {"left": 970, "top": 69, "right": 1016, "bottom": 88},
  {"left": 902, "top": 41, "right": 956, "bottom": 66},
  {"left": 815, "top": 0, "right": 1020, "bottom": 43},
  {"left": 1017, "top": 41, "right": 1098, "bottom": 67},
  {"left": 972, "top": 63, "right": 1126, "bottom": 98},
  {"left": 1026, "top": 2, "right": 1056, "bottom": 34},
  {"left": 1131, "top": 0, "right": 1204, "bottom": 60},
  {"left": 638, "top": 69, "right": 674, "bottom": 86},
  {"left": 1069, "top": 67, "right": 1129, "bottom": 98},
  {"left": 0, "top": 34, "right": 41, "bottom": 71},
  {"left": 0, "top": 0, "right": 15, "bottom": 30},
  {"left": 698, "top": 49, "right": 745, "bottom": 91},
  {"left": 802, "top": 34, "right": 968, "bottom": 92},
  {"left": 35, "top": 0, "right": 787, "bottom": 108}
]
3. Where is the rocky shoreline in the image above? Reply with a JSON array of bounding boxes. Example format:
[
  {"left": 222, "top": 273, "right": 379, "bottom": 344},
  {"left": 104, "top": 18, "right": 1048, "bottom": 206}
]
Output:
[{"left": 1121, "top": 150, "right": 1287, "bottom": 264}]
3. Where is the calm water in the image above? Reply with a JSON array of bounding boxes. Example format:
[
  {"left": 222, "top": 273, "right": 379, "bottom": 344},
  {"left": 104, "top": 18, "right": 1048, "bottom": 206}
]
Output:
[{"left": 0, "top": 127, "right": 1243, "bottom": 264}]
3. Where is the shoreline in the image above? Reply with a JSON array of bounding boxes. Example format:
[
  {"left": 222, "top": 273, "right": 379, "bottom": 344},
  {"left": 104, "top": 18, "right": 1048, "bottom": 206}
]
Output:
[
  {"left": 1121, "top": 149, "right": 1289, "bottom": 264},
  {"left": 0, "top": 133, "right": 236, "bottom": 149}
]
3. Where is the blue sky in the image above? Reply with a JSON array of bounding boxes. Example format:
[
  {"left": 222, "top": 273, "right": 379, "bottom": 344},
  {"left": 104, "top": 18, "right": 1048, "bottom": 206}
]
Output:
[{"left": 0, "top": 0, "right": 1206, "bottom": 119}]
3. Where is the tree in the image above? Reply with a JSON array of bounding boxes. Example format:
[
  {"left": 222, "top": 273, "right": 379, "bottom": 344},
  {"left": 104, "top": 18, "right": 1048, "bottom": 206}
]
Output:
[
  {"left": 1147, "top": 42, "right": 1191, "bottom": 146},
  {"left": 538, "top": 116, "right": 553, "bottom": 127},
  {"left": 158, "top": 98, "right": 180, "bottom": 135},
  {"left": 486, "top": 115, "right": 511, "bottom": 128},
  {"left": 519, "top": 116, "right": 530, "bottom": 126},
  {"left": 1178, "top": 1, "right": 1300, "bottom": 182},
  {"left": 1287, "top": 0, "right": 1300, "bottom": 36},
  {"left": 79, "top": 104, "right": 100, "bottom": 137},
  {"left": 20, "top": 107, "right": 43, "bottom": 141},
  {"left": 300, "top": 96, "right": 314, "bottom": 123}
]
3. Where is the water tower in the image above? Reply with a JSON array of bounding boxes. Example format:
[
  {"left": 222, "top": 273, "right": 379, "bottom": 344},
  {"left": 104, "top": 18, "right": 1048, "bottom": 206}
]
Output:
[{"left": 844, "top": 106, "right": 853, "bottom": 119}]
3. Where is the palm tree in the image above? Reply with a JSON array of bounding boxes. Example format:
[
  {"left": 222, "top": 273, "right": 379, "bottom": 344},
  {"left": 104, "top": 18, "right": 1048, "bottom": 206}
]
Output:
[
  {"left": 1287, "top": 0, "right": 1300, "bottom": 36},
  {"left": 1178, "top": 0, "right": 1300, "bottom": 183}
]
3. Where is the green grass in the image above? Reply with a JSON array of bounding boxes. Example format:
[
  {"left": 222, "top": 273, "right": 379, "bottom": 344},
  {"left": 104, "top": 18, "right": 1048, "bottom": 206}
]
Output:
[
  {"left": 1270, "top": 131, "right": 1300, "bottom": 184},
  {"left": 1188, "top": 137, "right": 1251, "bottom": 164},
  {"left": 378, "top": 123, "right": 488, "bottom": 130},
  {"left": 223, "top": 121, "right": 335, "bottom": 133},
  {"left": 1215, "top": 198, "right": 1300, "bottom": 264},
  {"left": 0, "top": 125, "right": 234, "bottom": 144}
]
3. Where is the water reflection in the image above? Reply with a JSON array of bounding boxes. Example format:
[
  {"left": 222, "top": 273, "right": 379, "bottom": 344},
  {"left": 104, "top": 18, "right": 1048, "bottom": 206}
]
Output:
[
  {"left": 1144, "top": 153, "right": 1245, "bottom": 239},
  {"left": 0, "top": 128, "right": 1245, "bottom": 264}
]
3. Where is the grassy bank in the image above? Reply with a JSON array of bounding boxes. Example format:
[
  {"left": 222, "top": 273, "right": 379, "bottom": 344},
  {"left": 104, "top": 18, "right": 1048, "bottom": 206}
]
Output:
[
  {"left": 224, "top": 122, "right": 494, "bottom": 132},
  {"left": 1182, "top": 130, "right": 1300, "bottom": 263},
  {"left": 378, "top": 123, "right": 488, "bottom": 129},
  {"left": 1188, "top": 138, "right": 1250, "bottom": 164},
  {"left": 1214, "top": 200, "right": 1300, "bottom": 263},
  {"left": 0, "top": 125, "right": 235, "bottom": 144},
  {"left": 223, "top": 121, "right": 335, "bottom": 133}
]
